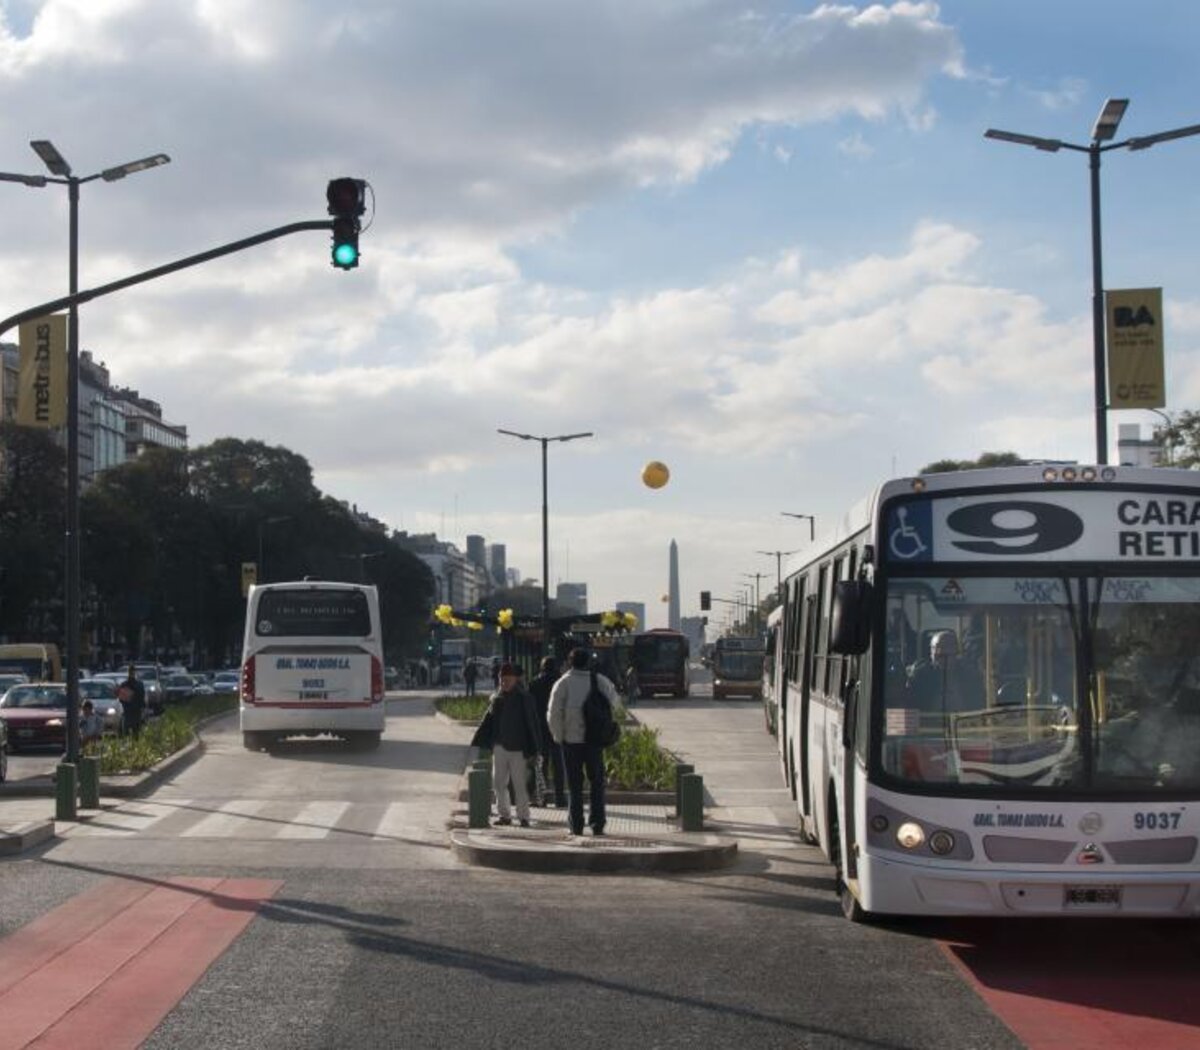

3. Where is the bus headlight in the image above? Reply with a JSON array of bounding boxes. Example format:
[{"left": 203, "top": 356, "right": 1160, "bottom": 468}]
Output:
[
  {"left": 928, "top": 830, "right": 955, "bottom": 855},
  {"left": 896, "top": 822, "right": 925, "bottom": 849}
]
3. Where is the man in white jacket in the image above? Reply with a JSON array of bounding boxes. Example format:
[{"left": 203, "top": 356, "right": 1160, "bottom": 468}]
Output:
[{"left": 547, "top": 647, "right": 618, "bottom": 836}]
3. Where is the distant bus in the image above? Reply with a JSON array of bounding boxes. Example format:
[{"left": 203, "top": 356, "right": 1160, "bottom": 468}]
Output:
[
  {"left": 631, "top": 629, "right": 690, "bottom": 697},
  {"left": 711, "top": 634, "right": 767, "bottom": 701},
  {"left": 776, "top": 465, "right": 1200, "bottom": 921},
  {"left": 240, "top": 581, "right": 385, "bottom": 750},
  {"left": 0, "top": 644, "right": 62, "bottom": 682},
  {"left": 762, "top": 607, "right": 783, "bottom": 733}
]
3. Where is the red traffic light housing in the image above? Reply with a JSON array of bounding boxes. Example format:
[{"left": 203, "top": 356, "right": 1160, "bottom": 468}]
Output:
[{"left": 326, "top": 178, "right": 366, "bottom": 270}]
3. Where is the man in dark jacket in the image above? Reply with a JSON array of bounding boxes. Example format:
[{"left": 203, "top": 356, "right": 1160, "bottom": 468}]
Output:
[
  {"left": 117, "top": 664, "right": 146, "bottom": 738},
  {"left": 487, "top": 663, "right": 542, "bottom": 827},
  {"left": 529, "top": 656, "right": 566, "bottom": 807}
]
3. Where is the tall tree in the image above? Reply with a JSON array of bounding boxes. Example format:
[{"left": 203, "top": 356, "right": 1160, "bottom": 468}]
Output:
[
  {"left": 1155, "top": 411, "right": 1200, "bottom": 469},
  {"left": 920, "top": 451, "right": 1024, "bottom": 474}
]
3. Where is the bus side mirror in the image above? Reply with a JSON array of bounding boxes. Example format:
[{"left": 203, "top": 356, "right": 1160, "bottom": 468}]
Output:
[{"left": 830, "top": 580, "right": 872, "bottom": 656}]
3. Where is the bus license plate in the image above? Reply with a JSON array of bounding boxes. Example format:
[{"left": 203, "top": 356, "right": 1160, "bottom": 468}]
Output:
[{"left": 1065, "top": 885, "right": 1121, "bottom": 908}]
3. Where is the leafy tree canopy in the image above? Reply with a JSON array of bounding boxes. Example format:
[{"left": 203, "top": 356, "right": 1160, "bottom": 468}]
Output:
[{"left": 919, "top": 451, "right": 1025, "bottom": 474}]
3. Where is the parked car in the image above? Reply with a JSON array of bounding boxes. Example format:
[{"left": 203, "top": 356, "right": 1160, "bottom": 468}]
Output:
[
  {"left": 162, "top": 673, "right": 200, "bottom": 704},
  {"left": 0, "top": 673, "right": 29, "bottom": 695},
  {"left": 78, "top": 679, "right": 125, "bottom": 734},
  {"left": 210, "top": 671, "right": 240, "bottom": 696},
  {"left": 0, "top": 683, "right": 68, "bottom": 752}
]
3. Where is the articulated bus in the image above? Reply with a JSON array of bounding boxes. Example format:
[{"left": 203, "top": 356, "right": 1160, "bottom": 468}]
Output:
[
  {"left": 631, "top": 629, "right": 690, "bottom": 697},
  {"left": 774, "top": 465, "right": 1200, "bottom": 921}
]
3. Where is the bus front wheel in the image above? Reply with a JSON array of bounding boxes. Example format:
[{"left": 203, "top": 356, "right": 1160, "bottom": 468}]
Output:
[{"left": 828, "top": 795, "right": 871, "bottom": 924}]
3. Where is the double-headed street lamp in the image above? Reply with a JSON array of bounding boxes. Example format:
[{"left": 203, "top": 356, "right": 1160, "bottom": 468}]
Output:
[
  {"left": 497, "top": 428, "right": 593, "bottom": 654},
  {"left": 781, "top": 512, "right": 815, "bottom": 542},
  {"left": 338, "top": 550, "right": 384, "bottom": 584},
  {"left": 258, "top": 515, "right": 292, "bottom": 583},
  {"left": 985, "top": 99, "right": 1200, "bottom": 465},
  {"left": 1, "top": 140, "right": 170, "bottom": 767},
  {"left": 757, "top": 548, "right": 799, "bottom": 597}
]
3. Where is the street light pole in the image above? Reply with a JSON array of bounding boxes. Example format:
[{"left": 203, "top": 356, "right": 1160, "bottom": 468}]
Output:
[
  {"left": 756, "top": 548, "right": 799, "bottom": 599},
  {"left": 497, "top": 428, "right": 593, "bottom": 655},
  {"left": 781, "top": 512, "right": 815, "bottom": 542},
  {"left": 985, "top": 100, "right": 1200, "bottom": 465},
  {"left": 4, "top": 141, "right": 170, "bottom": 767}
]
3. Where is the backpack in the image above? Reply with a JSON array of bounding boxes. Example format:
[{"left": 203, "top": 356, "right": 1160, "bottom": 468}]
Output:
[{"left": 583, "top": 669, "right": 621, "bottom": 748}]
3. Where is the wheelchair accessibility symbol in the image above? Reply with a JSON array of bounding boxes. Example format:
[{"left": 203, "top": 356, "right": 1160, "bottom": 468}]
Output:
[{"left": 889, "top": 506, "right": 929, "bottom": 561}]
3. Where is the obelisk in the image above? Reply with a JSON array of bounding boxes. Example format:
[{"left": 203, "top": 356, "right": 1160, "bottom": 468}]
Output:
[{"left": 668, "top": 539, "right": 680, "bottom": 631}]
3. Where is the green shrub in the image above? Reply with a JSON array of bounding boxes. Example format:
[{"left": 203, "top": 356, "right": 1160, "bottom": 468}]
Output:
[
  {"left": 604, "top": 724, "right": 676, "bottom": 791},
  {"left": 97, "top": 694, "right": 238, "bottom": 775},
  {"left": 436, "top": 694, "right": 490, "bottom": 722}
]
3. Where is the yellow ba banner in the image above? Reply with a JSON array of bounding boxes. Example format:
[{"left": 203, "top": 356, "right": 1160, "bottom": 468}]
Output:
[
  {"left": 17, "top": 314, "right": 68, "bottom": 427},
  {"left": 242, "top": 562, "right": 258, "bottom": 597},
  {"left": 1107, "top": 287, "right": 1165, "bottom": 409}
]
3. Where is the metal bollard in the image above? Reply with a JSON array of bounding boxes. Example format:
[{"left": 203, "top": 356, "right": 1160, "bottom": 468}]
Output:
[
  {"left": 679, "top": 773, "right": 704, "bottom": 831},
  {"left": 55, "top": 763, "right": 78, "bottom": 821},
  {"left": 468, "top": 768, "right": 492, "bottom": 829},
  {"left": 674, "top": 762, "right": 694, "bottom": 816},
  {"left": 79, "top": 755, "right": 101, "bottom": 809}
]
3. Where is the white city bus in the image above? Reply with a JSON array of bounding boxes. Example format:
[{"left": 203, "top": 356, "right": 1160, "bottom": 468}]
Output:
[
  {"left": 776, "top": 465, "right": 1200, "bottom": 921},
  {"left": 240, "top": 580, "right": 385, "bottom": 750}
]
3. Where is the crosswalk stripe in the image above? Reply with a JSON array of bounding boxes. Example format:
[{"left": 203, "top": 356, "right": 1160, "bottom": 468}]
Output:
[
  {"left": 179, "top": 799, "right": 270, "bottom": 838},
  {"left": 274, "top": 801, "right": 351, "bottom": 839},
  {"left": 67, "top": 800, "right": 193, "bottom": 838}
]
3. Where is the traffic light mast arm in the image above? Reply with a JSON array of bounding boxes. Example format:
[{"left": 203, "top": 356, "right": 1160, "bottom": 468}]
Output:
[{"left": 0, "top": 219, "right": 333, "bottom": 340}]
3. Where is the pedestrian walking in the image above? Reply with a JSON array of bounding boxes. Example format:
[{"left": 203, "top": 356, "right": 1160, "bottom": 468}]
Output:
[
  {"left": 483, "top": 663, "right": 542, "bottom": 827},
  {"left": 548, "top": 648, "right": 618, "bottom": 836},
  {"left": 117, "top": 663, "right": 146, "bottom": 738},
  {"left": 463, "top": 659, "right": 479, "bottom": 697},
  {"left": 490, "top": 657, "right": 501, "bottom": 691},
  {"left": 529, "top": 656, "right": 566, "bottom": 807}
]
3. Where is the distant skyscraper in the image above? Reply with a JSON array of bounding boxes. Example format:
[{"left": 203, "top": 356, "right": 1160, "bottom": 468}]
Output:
[
  {"left": 556, "top": 582, "right": 588, "bottom": 615},
  {"left": 616, "top": 601, "right": 646, "bottom": 631},
  {"left": 488, "top": 543, "right": 507, "bottom": 587},
  {"left": 668, "top": 539, "right": 680, "bottom": 631},
  {"left": 466, "top": 534, "right": 487, "bottom": 569}
]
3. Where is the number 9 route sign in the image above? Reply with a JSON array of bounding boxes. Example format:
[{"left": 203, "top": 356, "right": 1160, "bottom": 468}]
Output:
[{"left": 885, "top": 491, "right": 1200, "bottom": 564}]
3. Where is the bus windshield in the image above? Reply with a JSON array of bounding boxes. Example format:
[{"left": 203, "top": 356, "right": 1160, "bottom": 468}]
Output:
[
  {"left": 714, "top": 651, "right": 764, "bottom": 680},
  {"left": 255, "top": 588, "right": 372, "bottom": 638},
  {"left": 881, "top": 575, "right": 1200, "bottom": 795},
  {"left": 633, "top": 636, "right": 687, "bottom": 672}
]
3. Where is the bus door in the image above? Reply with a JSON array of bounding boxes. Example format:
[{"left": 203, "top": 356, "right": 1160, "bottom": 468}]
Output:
[{"left": 798, "top": 592, "right": 817, "bottom": 821}]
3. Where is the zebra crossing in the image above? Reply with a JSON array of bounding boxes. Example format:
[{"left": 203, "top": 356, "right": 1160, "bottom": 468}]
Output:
[{"left": 62, "top": 797, "right": 444, "bottom": 844}]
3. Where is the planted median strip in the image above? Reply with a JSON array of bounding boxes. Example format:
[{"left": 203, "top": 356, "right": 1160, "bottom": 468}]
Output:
[
  {"left": 436, "top": 693, "right": 677, "bottom": 792},
  {"left": 95, "top": 695, "right": 238, "bottom": 776}
]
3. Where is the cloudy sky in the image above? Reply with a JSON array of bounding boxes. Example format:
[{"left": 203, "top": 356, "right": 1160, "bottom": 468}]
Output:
[{"left": 3, "top": 0, "right": 1200, "bottom": 629}]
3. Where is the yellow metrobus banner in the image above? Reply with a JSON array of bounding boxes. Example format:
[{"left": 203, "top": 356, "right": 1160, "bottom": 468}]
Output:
[
  {"left": 1107, "top": 287, "right": 1165, "bottom": 410},
  {"left": 16, "top": 314, "right": 67, "bottom": 427}
]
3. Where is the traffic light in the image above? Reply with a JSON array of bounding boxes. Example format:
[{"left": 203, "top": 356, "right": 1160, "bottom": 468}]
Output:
[
  {"left": 326, "top": 177, "right": 366, "bottom": 270},
  {"left": 700, "top": 590, "right": 711, "bottom": 611}
]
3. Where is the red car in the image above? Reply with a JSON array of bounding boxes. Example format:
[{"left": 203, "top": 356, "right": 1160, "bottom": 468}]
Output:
[{"left": 0, "top": 683, "right": 68, "bottom": 752}]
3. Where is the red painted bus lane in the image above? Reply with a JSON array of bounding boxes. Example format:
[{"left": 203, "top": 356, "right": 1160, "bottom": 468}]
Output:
[
  {"left": 0, "top": 876, "right": 281, "bottom": 1050},
  {"left": 939, "top": 921, "right": 1200, "bottom": 1050}
]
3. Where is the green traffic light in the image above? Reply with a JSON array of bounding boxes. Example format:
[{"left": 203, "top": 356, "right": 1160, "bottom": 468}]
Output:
[{"left": 333, "top": 242, "right": 359, "bottom": 267}]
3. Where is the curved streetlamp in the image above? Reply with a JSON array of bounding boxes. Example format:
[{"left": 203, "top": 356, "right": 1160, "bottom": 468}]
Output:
[
  {"left": 497, "top": 428, "right": 593, "bottom": 654},
  {"left": 1, "top": 141, "right": 170, "bottom": 768},
  {"left": 985, "top": 99, "right": 1200, "bottom": 464}
]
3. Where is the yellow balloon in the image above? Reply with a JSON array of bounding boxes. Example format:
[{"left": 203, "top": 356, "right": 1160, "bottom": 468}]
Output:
[{"left": 642, "top": 460, "right": 670, "bottom": 489}]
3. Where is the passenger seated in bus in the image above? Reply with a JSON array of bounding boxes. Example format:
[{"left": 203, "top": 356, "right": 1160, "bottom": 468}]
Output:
[{"left": 905, "top": 630, "right": 983, "bottom": 715}]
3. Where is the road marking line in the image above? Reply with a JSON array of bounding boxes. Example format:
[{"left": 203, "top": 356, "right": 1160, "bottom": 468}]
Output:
[
  {"left": 275, "top": 801, "right": 351, "bottom": 839},
  {"left": 25, "top": 878, "right": 281, "bottom": 1050},
  {"left": 65, "top": 799, "right": 193, "bottom": 838},
  {"left": 372, "top": 802, "right": 428, "bottom": 841},
  {"left": 0, "top": 878, "right": 154, "bottom": 998},
  {"left": 179, "top": 799, "right": 269, "bottom": 838},
  {"left": 0, "top": 877, "right": 221, "bottom": 1050}
]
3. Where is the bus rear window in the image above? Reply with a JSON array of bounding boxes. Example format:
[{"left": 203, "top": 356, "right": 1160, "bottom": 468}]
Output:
[{"left": 255, "top": 589, "right": 371, "bottom": 638}]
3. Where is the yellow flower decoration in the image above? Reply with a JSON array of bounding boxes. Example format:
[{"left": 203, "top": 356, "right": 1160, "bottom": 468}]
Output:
[
  {"left": 622, "top": 612, "right": 639, "bottom": 631},
  {"left": 466, "top": 620, "right": 483, "bottom": 631},
  {"left": 600, "top": 610, "right": 619, "bottom": 630},
  {"left": 434, "top": 604, "right": 455, "bottom": 625},
  {"left": 497, "top": 608, "right": 514, "bottom": 631}
]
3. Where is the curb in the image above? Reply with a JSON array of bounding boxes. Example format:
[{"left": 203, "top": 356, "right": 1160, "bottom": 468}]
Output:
[
  {"left": 452, "top": 767, "right": 672, "bottom": 806},
  {"left": 0, "top": 820, "right": 54, "bottom": 857},
  {"left": 449, "top": 826, "right": 738, "bottom": 873}
]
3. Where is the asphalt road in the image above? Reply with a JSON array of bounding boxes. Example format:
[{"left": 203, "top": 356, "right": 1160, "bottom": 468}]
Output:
[{"left": 3, "top": 681, "right": 1195, "bottom": 1049}]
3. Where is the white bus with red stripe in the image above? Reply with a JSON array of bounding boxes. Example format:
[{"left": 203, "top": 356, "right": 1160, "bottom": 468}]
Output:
[{"left": 240, "top": 580, "right": 385, "bottom": 750}]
